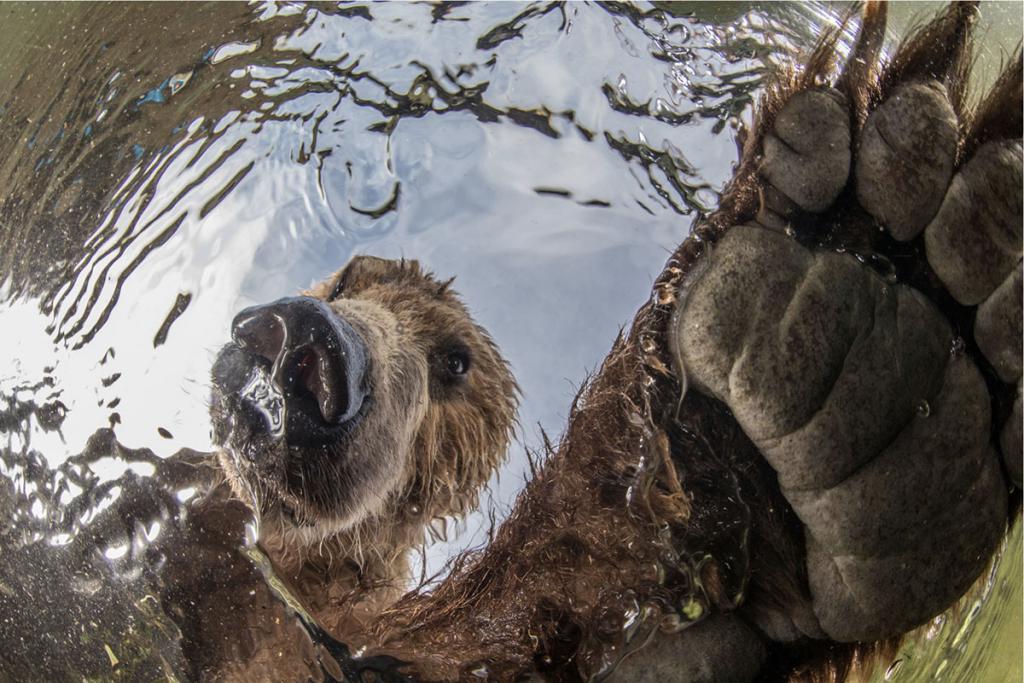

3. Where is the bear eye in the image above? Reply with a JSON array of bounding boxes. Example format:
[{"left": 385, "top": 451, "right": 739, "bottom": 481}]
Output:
[
  {"left": 328, "top": 270, "right": 350, "bottom": 301},
  {"left": 431, "top": 343, "right": 472, "bottom": 394},
  {"left": 445, "top": 350, "right": 470, "bottom": 377}
]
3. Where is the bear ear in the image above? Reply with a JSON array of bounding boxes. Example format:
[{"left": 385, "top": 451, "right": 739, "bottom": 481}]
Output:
[
  {"left": 349, "top": 255, "right": 399, "bottom": 279},
  {"left": 349, "top": 255, "right": 423, "bottom": 283},
  {"left": 312, "top": 255, "right": 426, "bottom": 301}
]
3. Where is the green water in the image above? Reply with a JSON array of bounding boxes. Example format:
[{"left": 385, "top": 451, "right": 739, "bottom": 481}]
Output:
[{"left": 871, "top": 519, "right": 1022, "bottom": 683}]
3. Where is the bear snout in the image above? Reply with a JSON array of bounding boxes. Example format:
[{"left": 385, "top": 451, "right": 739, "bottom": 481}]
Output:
[{"left": 224, "top": 296, "right": 370, "bottom": 445}]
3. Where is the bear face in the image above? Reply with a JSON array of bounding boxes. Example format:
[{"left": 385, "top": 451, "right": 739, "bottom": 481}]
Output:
[{"left": 210, "top": 256, "right": 517, "bottom": 552}]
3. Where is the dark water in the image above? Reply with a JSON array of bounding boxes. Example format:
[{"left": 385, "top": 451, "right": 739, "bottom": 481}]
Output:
[{"left": 0, "top": 1, "right": 1018, "bottom": 680}]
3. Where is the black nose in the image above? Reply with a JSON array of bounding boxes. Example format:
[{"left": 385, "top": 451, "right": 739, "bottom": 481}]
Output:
[{"left": 231, "top": 296, "right": 368, "bottom": 425}]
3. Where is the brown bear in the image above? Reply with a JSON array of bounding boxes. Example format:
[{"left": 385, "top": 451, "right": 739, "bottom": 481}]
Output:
[
  {"left": 323, "top": 4, "right": 1021, "bottom": 682},
  {"left": 179, "top": 4, "right": 1019, "bottom": 681},
  {"left": 207, "top": 255, "right": 517, "bottom": 644}
]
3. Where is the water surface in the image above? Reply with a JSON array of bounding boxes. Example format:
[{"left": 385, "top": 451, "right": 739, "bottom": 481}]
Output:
[{"left": 0, "top": 2, "right": 1019, "bottom": 680}]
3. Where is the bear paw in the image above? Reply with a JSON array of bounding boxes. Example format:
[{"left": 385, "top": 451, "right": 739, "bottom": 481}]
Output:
[{"left": 671, "top": 3, "right": 1021, "bottom": 643}]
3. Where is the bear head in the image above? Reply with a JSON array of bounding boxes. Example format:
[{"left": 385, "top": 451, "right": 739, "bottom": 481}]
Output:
[{"left": 210, "top": 256, "right": 518, "bottom": 551}]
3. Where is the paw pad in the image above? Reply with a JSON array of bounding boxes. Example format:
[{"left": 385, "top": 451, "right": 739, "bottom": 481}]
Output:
[{"left": 671, "top": 3, "right": 1021, "bottom": 642}]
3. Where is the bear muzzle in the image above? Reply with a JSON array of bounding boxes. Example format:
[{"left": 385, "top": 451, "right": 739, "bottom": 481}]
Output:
[{"left": 214, "top": 296, "right": 371, "bottom": 452}]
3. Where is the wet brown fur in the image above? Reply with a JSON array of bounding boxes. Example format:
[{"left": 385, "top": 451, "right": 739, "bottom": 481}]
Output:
[
  {"left": 343, "top": 4, "right": 1022, "bottom": 682},
  {"left": 212, "top": 255, "right": 518, "bottom": 643}
]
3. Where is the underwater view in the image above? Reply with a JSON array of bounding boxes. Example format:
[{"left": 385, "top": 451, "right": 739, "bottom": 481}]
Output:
[{"left": 0, "top": 1, "right": 1020, "bottom": 680}]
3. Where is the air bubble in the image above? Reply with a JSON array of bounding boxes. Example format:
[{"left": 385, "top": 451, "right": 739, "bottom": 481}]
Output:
[{"left": 916, "top": 399, "right": 931, "bottom": 417}]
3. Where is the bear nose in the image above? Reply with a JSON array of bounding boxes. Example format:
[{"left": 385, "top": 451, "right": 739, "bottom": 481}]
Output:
[{"left": 231, "top": 296, "right": 368, "bottom": 426}]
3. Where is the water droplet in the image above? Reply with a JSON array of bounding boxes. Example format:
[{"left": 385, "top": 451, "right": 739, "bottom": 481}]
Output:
[
  {"left": 868, "top": 253, "right": 898, "bottom": 284},
  {"left": 245, "top": 519, "right": 260, "bottom": 546},
  {"left": 622, "top": 603, "right": 640, "bottom": 632},
  {"left": 950, "top": 337, "right": 965, "bottom": 356},
  {"left": 241, "top": 368, "right": 285, "bottom": 434},
  {"left": 784, "top": 225, "right": 796, "bottom": 237},
  {"left": 916, "top": 399, "right": 931, "bottom": 418}
]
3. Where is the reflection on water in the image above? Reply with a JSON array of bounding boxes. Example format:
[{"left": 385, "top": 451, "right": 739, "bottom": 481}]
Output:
[
  {"left": 0, "top": 1, "right": 1019, "bottom": 680},
  {"left": 0, "top": 0, "right": 808, "bottom": 570}
]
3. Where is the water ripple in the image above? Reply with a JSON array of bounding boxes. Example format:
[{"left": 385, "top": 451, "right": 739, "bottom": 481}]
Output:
[{"left": 0, "top": 2, "right": 1018, "bottom": 679}]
